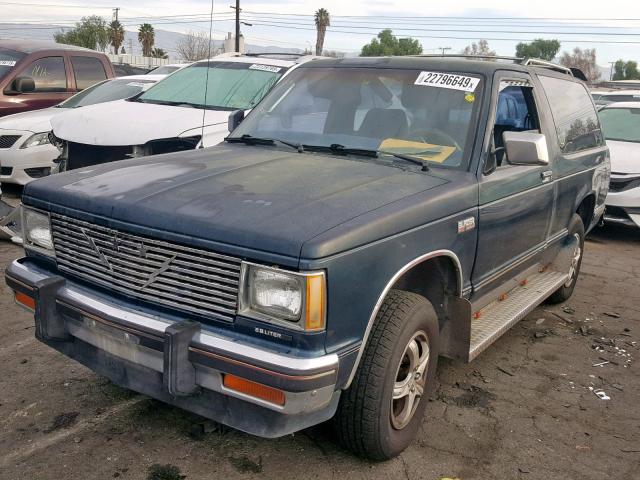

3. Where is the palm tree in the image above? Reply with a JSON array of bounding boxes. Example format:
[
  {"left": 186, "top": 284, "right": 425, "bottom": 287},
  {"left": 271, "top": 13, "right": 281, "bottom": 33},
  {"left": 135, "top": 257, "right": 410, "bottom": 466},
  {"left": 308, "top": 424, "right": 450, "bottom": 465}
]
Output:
[
  {"left": 107, "top": 20, "right": 125, "bottom": 54},
  {"left": 151, "top": 47, "right": 168, "bottom": 59},
  {"left": 138, "top": 23, "right": 155, "bottom": 57},
  {"left": 314, "top": 8, "right": 330, "bottom": 56}
]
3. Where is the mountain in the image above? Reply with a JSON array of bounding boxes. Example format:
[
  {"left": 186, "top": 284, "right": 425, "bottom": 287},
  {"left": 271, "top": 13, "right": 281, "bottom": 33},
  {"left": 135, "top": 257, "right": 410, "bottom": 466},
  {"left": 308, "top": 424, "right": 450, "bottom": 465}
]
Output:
[{"left": 0, "top": 23, "right": 301, "bottom": 59}]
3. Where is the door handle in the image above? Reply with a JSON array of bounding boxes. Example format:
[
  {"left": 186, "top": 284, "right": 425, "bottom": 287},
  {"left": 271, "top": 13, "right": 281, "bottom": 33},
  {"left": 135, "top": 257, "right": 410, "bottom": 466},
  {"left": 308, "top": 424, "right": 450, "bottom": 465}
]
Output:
[{"left": 541, "top": 170, "right": 553, "bottom": 183}]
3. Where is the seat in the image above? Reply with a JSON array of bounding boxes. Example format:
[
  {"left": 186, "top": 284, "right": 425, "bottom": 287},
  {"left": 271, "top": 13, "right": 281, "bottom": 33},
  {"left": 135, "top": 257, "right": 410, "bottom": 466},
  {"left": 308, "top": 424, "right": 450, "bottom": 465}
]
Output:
[{"left": 357, "top": 108, "right": 409, "bottom": 139}]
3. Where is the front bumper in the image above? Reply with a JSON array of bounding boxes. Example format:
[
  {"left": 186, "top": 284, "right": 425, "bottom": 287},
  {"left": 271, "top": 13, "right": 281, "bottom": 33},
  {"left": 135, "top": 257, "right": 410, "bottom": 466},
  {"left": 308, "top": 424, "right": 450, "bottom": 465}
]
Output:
[
  {"left": 605, "top": 177, "right": 640, "bottom": 228},
  {"left": 5, "top": 257, "right": 343, "bottom": 438},
  {"left": 0, "top": 130, "right": 57, "bottom": 185}
]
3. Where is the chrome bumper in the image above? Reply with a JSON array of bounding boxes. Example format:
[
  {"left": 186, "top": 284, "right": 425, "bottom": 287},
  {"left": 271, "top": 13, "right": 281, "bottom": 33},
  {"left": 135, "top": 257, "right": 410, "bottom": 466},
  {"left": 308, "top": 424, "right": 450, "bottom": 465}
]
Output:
[{"left": 5, "top": 257, "right": 342, "bottom": 437}]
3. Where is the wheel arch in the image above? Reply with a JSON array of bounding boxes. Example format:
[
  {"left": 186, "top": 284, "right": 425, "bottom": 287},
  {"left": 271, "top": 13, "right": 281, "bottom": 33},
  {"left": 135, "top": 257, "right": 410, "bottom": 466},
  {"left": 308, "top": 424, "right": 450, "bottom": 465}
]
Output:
[
  {"left": 344, "top": 250, "right": 468, "bottom": 388},
  {"left": 575, "top": 193, "right": 596, "bottom": 231}
]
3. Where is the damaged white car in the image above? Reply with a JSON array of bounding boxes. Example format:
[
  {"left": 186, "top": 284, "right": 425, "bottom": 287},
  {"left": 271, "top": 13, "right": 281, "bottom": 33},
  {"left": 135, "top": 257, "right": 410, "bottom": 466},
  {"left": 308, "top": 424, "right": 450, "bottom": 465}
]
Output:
[{"left": 50, "top": 54, "right": 310, "bottom": 171}]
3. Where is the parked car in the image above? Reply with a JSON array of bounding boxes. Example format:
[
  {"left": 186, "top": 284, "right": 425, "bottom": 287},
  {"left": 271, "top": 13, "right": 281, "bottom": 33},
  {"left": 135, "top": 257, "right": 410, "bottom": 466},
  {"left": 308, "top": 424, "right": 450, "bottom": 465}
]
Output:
[
  {"left": 0, "top": 74, "right": 165, "bottom": 185},
  {"left": 0, "top": 39, "right": 115, "bottom": 117},
  {"left": 147, "top": 63, "right": 191, "bottom": 75},
  {"left": 112, "top": 64, "right": 151, "bottom": 76},
  {"left": 593, "top": 89, "right": 640, "bottom": 106},
  {"left": 50, "top": 54, "right": 310, "bottom": 170},
  {"left": 598, "top": 102, "right": 640, "bottom": 228},
  {"left": 6, "top": 56, "right": 609, "bottom": 460}
]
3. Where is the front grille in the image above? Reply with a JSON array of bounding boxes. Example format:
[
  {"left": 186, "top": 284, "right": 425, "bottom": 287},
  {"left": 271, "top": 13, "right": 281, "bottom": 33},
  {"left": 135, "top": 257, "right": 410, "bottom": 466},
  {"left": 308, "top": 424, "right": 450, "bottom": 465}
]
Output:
[
  {"left": 0, "top": 135, "right": 21, "bottom": 149},
  {"left": 0, "top": 167, "right": 13, "bottom": 175},
  {"left": 50, "top": 213, "right": 242, "bottom": 321},
  {"left": 609, "top": 175, "right": 640, "bottom": 193},
  {"left": 605, "top": 206, "right": 630, "bottom": 220}
]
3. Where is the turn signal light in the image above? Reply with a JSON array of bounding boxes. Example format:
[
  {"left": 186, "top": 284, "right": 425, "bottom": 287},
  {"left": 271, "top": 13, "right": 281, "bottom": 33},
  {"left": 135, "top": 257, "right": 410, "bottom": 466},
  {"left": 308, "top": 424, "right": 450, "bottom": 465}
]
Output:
[
  {"left": 15, "top": 291, "right": 36, "bottom": 311},
  {"left": 305, "top": 273, "right": 326, "bottom": 331},
  {"left": 223, "top": 374, "right": 285, "bottom": 406}
]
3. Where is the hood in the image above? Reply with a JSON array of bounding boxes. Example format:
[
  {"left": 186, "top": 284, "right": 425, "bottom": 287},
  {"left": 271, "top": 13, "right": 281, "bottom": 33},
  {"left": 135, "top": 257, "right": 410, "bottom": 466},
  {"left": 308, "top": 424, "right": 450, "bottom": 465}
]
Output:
[
  {"left": 23, "top": 145, "right": 448, "bottom": 260},
  {"left": 0, "top": 107, "right": 59, "bottom": 133},
  {"left": 607, "top": 140, "right": 640, "bottom": 174},
  {"left": 50, "top": 99, "right": 230, "bottom": 145}
]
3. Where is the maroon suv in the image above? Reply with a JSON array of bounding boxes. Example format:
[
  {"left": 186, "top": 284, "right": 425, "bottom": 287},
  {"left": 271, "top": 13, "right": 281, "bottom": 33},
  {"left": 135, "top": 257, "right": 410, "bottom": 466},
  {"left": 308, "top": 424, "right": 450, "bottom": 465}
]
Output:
[{"left": 0, "top": 39, "right": 115, "bottom": 117}]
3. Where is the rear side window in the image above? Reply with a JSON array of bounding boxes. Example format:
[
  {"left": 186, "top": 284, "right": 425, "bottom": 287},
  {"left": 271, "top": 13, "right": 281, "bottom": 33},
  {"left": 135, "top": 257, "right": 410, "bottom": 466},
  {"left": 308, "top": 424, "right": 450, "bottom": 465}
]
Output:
[
  {"left": 71, "top": 56, "right": 107, "bottom": 90},
  {"left": 24, "top": 56, "right": 67, "bottom": 92},
  {"left": 539, "top": 76, "right": 603, "bottom": 153}
]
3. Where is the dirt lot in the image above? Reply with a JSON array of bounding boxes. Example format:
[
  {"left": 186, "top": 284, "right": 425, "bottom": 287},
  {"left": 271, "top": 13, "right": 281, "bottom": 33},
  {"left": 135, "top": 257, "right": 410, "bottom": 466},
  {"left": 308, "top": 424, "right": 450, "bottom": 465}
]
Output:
[{"left": 0, "top": 217, "right": 638, "bottom": 480}]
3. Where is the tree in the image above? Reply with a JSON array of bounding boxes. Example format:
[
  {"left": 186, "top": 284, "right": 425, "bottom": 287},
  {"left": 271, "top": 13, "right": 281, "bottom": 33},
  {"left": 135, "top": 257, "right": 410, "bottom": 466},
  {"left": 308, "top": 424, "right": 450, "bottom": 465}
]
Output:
[
  {"left": 151, "top": 48, "right": 168, "bottom": 59},
  {"left": 462, "top": 39, "right": 495, "bottom": 57},
  {"left": 107, "top": 20, "right": 125, "bottom": 55},
  {"left": 138, "top": 23, "right": 155, "bottom": 57},
  {"left": 559, "top": 47, "right": 600, "bottom": 82},
  {"left": 54, "top": 15, "right": 109, "bottom": 51},
  {"left": 176, "top": 31, "right": 216, "bottom": 61},
  {"left": 314, "top": 8, "right": 330, "bottom": 56},
  {"left": 360, "top": 29, "right": 422, "bottom": 57},
  {"left": 613, "top": 59, "right": 640, "bottom": 80},
  {"left": 515, "top": 38, "right": 561, "bottom": 61}
]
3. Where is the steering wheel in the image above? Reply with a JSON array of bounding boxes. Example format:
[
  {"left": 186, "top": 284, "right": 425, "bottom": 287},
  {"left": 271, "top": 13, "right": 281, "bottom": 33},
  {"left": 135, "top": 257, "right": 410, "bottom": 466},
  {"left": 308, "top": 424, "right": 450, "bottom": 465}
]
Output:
[{"left": 407, "top": 128, "right": 462, "bottom": 151}]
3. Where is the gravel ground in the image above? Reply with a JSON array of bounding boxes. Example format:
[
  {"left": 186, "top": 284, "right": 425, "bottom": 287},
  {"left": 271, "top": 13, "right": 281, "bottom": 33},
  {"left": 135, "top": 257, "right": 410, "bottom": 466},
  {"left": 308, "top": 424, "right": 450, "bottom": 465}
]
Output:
[{"left": 0, "top": 218, "right": 638, "bottom": 480}]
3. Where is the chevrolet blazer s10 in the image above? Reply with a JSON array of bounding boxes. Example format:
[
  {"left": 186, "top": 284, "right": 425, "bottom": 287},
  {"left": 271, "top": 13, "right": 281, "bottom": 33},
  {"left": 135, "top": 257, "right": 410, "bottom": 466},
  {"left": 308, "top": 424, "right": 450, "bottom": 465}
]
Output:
[{"left": 6, "top": 56, "right": 610, "bottom": 460}]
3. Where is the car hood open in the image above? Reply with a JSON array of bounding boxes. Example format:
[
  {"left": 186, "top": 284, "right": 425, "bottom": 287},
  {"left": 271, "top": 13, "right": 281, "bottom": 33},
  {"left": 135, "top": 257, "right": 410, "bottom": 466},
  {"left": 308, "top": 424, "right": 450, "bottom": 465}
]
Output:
[
  {"left": 608, "top": 140, "right": 640, "bottom": 174},
  {"left": 0, "top": 107, "right": 59, "bottom": 133},
  {"left": 50, "top": 99, "right": 230, "bottom": 146},
  {"left": 23, "top": 145, "right": 449, "bottom": 261}
]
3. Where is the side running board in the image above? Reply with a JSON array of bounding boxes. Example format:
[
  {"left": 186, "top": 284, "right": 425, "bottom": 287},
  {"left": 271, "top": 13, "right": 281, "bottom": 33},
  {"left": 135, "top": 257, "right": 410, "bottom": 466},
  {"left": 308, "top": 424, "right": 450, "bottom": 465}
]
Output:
[{"left": 468, "top": 269, "right": 568, "bottom": 361}]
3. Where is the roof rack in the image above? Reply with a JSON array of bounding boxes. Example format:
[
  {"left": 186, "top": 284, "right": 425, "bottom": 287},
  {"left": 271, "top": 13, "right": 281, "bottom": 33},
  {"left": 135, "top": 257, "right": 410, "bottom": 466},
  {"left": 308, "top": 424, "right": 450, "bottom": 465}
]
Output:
[{"left": 412, "top": 54, "right": 580, "bottom": 78}]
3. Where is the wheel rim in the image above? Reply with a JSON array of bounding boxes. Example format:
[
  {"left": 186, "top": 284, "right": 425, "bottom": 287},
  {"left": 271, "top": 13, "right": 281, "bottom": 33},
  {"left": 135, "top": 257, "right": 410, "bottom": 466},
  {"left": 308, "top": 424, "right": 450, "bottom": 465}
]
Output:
[
  {"left": 390, "top": 330, "right": 430, "bottom": 430},
  {"left": 565, "top": 233, "right": 582, "bottom": 288}
]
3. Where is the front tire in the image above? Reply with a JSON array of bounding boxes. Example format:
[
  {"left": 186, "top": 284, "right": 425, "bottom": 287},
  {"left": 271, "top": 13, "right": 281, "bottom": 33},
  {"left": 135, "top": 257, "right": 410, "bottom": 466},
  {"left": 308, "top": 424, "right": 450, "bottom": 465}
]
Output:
[
  {"left": 548, "top": 213, "right": 585, "bottom": 304},
  {"left": 334, "top": 289, "right": 439, "bottom": 460}
]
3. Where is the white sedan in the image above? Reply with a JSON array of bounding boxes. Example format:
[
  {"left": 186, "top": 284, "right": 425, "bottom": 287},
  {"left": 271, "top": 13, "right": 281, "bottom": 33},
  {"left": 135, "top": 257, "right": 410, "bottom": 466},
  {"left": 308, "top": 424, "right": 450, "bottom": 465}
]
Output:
[
  {"left": 0, "top": 74, "right": 165, "bottom": 185},
  {"left": 599, "top": 101, "right": 640, "bottom": 228}
]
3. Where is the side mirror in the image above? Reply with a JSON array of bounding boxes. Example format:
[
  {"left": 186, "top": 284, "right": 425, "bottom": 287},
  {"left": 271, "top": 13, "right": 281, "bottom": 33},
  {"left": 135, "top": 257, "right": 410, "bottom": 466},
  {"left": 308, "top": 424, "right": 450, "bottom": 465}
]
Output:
[
  {"left": 11, "top": 76, "right": 36, "bottom": 94},
  {"left": 503, "top": 131, "right": 549, "bottom": 166},
  {"left": 228, "top": 110, "right": 245, "bottom": 133}
]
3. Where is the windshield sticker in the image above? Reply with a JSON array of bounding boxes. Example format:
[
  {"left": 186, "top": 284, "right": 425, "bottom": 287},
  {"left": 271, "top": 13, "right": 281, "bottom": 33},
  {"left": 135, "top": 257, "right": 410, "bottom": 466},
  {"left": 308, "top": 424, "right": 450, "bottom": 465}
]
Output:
[
  {"left": 0, "top": 60, "right": 17, "bottom": 67},
  {"left": 379, "top": 138, "right": 457, "bottom": 164},
  {"left": 464, "top": 92, "right": 476, "bottom": 103},
  {"left": 249, "top": 64, "right": 282, "bottom": 73},
  {"left": 415, "top": 71, "right": 480, "bottom": 92}
]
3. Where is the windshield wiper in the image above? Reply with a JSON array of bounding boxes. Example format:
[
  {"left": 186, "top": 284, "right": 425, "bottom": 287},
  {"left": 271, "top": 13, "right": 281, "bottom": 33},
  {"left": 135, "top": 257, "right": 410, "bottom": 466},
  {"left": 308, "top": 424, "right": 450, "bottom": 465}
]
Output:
[
  {"left": 226, "top": 134, "right": 304, "bottom": 153},
  {"left": 304, "top": 143, "right": 430, "bottom": 171}
]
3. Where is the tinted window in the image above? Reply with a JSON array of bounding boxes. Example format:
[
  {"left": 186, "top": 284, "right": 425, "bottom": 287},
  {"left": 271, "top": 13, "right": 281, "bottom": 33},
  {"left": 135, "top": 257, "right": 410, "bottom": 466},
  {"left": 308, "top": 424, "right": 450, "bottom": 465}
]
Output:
[
  {"left": 71, "top": 56, "right": 107, "bottom": 90},
  {"left": 23, "top": 56, "right": 67, "bottom": 92},
  {"left": 599, "top": 107, "right": 640, "bottom": 143},
  {"left": 138, "top": 61, "right": 286, "bottom": 110},
  {"left": 59, "top": 78, "right": 156, "bottom": 108},
  {"left": 603, "top": 94, "right": 640, "bottom": 102},
  {"left": 0, "top": 48, "right": 26, "bottom": 81},
  {"left": 539, "top": 76, "right": 603, "bottom": 153}
]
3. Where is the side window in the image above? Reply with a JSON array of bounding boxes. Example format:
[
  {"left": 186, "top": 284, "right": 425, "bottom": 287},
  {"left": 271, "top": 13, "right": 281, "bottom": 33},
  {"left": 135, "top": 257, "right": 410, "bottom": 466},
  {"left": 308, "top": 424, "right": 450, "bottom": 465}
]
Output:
[
  {"left": 539, "top": 76, "right": 603, "bottom": 154},
  {"left": 24, "top": 56, "right": 67, "bottom": 92},
  {"left": 493, "top": 79, "right": 540, "bottom": 167},
  {"left": 71, "top": 56, "right": 107, "bottom": 90}
]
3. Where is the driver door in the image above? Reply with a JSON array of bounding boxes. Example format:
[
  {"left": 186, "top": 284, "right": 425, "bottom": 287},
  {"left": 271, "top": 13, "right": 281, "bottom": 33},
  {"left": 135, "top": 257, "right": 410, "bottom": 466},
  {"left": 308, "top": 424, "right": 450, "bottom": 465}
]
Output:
[{"left": 471, "top": 71, "right": 556, "bottom": 298}]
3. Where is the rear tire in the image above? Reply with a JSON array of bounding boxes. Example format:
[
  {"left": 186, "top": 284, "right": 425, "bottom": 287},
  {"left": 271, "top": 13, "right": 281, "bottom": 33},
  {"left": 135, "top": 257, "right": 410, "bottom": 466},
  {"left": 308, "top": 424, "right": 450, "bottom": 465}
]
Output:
[
  {"left": 334, "top": 289, "right": 439, "bottom": 460},
  {"left": 548, "top": 214, "right": 585, "bottom": 304}
]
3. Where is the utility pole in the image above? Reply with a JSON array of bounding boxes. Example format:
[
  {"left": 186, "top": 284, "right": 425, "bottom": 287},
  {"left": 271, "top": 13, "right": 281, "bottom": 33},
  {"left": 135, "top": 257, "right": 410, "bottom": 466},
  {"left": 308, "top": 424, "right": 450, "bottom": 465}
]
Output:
[
  {"left": 438, "top": 47, "right": 451, "bottom": 55},
  {"left": 112, "top": 7, "right": 119, "bottom": 21},
  {"left": 230, "top": 0, "right": 241, "bottom": 52}
]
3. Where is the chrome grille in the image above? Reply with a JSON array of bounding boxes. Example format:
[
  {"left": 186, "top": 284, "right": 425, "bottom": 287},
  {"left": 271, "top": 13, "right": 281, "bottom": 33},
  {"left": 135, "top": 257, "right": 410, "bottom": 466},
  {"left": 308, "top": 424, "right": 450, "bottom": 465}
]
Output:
[{"left": 50, "top": 213, "right": 241, "bottom": 321}]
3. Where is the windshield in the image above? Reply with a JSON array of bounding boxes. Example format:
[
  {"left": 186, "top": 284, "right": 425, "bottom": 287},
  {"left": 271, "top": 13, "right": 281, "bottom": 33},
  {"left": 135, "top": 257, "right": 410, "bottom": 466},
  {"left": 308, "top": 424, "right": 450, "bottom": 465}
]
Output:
[
  {"left": 137, "top": 61, "right": 286, "bottom": 110},
  {"left": 229, "top": 67, "right": 483, "bottom": 169},
  {"left": 0, "top": 48, "right": 26, "bottom": 82},
  {"left": 599, "top": 107, "right": 640, "bottom": 143},
  {"left": 59, "top": 78, "right": 156, "bottom": 108},
  {"left": 150, "top": 65, "right": 181, "bottom": 75}
]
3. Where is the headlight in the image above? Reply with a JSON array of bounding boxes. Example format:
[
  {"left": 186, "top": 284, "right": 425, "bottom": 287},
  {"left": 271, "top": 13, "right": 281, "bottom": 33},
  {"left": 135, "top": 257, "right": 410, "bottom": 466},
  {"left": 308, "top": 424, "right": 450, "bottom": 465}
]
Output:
[
  {"left": 239, "top": 263, "right": 326, "bottom": 331},
  {"left": 20, "top": 132, "right": 51, "bottom": 149},
  {"left": 22, "top": 207, "right": 55, "bottom": 257}
]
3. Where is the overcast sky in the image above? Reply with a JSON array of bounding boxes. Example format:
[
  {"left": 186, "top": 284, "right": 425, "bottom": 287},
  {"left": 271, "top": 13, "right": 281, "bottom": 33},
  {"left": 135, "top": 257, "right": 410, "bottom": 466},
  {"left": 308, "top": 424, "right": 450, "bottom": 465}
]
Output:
[{"left": 2, "top": 0, "right": 640, "bottom": 64}]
